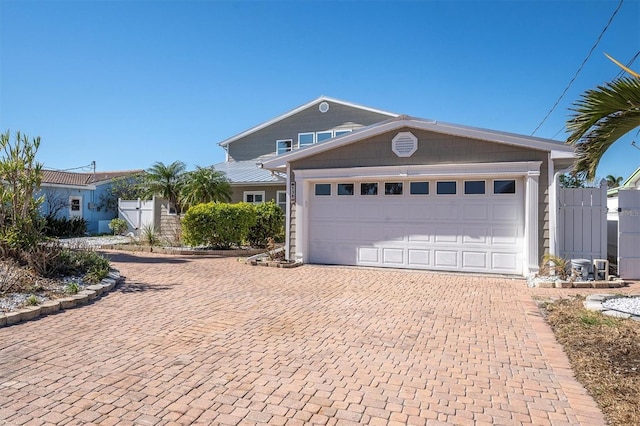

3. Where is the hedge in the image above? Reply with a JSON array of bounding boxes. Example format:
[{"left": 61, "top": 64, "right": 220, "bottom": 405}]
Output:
[
  {"left": 247, "top": 201, "right": 284, "bottom": 248},
  {"left": 182, "top": 202, "right": 256, "bottom": 249}
]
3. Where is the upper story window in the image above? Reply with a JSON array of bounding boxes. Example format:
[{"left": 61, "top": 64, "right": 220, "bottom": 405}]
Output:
[
  {"left": 335, "top": 130, "right": 352, "bottom": 137},
  {"left": 276, "top": 139, "right": 293, "bottom": 155},
  {"left": 316, "top": 131, "right": 333, "bottom": 142},
  {"left": 299, "top": 133, "right": 315, "bottom": 148}
]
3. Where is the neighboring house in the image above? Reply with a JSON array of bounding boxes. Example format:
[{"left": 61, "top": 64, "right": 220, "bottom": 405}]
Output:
[
  {"left": 260, "top": 114, "right": 576, "bottom": 276},
  {"left": 39, "top": 169, "right": 144, "bottom": 234},
  {"left": 213, "top": 96, "right": 399, "bottom": 208}
]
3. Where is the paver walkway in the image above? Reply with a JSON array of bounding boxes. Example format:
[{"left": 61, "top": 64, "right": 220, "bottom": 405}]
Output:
[{"left": 0, "top": 253, "right": 607, "bottom": 425}]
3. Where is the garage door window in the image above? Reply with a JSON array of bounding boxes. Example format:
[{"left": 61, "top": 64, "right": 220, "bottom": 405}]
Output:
[
  {"left": 494, "top": 179, "right": 516, "bottom": 194},
  {"left": 437, "top": 181, "right": 457, "bottom": 195},
  {"left": 337, "top": 183, "right": 354, "bottom": 195},
  {"left": 315, "top": 183, "right": 331, "bottom": 196},
  {"left": 385, "top": 182, "right": 403, "bottom": 195},
  {"left": 410, "top": 181, "right": 429, "bottom": 195},
  {"left": 361, "top": 183, "right": 378, "bottom": 195},
  {"left": 464, "top": 180, "right": 485, "bottom": 194}
]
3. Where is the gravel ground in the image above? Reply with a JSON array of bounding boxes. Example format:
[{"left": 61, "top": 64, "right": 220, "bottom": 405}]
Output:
[
  {"left": 58, "top": 235, "right": 133, "bottom": 248},
  {"left": 602, "top": 296, "right": 640, "bottom": 316}
]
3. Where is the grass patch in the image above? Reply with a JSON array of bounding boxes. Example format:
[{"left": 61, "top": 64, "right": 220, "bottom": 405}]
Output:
[{"left": 545, "top": 297, "right": 640, "bottom": 425}]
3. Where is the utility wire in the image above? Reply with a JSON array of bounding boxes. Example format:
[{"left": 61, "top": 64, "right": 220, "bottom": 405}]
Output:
[
  {"left": 549, "top": 51, "right": 639, "bottom": 141},
  {"left": 531, "top": 0, "right": 624, "bottom": 136}
]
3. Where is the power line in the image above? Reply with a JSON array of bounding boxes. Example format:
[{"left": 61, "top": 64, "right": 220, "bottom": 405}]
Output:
[
  {"left": 615, "top": 50, "right": 640, "bottom": 79},
  {"left": 531, "top": 0, "right": 624, "bottom": 136}
]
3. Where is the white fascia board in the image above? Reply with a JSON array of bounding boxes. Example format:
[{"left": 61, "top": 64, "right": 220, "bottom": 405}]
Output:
[
  {"left": 230, "top": 181, "right": 285, "bottom": 186},
  {"left": 218, "top": 96, "right": 399, "bottom": 147},
  {"left": 550, "top": 150, "right": 577, "bottom": 160},
  {"left": 262, "top": 117, "right": 571, "bottom": 170},
  {"left": 293, "top": 161, "right": 542, "bottom": 180},
  {"left": 40, "top": 183, "right": 96, "bottom": 190}
]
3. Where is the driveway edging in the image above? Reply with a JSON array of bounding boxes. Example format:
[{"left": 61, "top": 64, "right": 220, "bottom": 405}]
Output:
[{"left": 0, "top": 270, "right": 123, "bottom": 327}]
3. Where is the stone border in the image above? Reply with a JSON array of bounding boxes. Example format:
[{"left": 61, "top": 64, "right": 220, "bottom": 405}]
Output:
[
  {"left": 0, "top": 270, "right": 123, "bottom": 327},
  {"left": 583, "top": 294, "right": 640, "bottom": 321}
]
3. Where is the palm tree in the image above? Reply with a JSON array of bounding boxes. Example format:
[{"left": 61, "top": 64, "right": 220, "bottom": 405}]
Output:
[
  {"left": 605, "top": 174, "right": 624, "bottom": 188},
  {"left": 180, "top": 166, "right": 232, "bottom": 211},
  {"left": 566, "top": 55, "right": 640, "bottom": 180},
  {"left": 144, "top": 161, "right": 186, "bottom": 213}
]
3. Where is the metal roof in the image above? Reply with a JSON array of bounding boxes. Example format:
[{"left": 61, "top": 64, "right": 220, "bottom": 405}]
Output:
[{"left": 212, "top": 160, "right": 284, "bottom": 184}]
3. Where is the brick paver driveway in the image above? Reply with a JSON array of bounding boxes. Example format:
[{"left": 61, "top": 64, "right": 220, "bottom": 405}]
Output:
[{"left": 0, "top": 253, "right": 605, "bottom": 425}]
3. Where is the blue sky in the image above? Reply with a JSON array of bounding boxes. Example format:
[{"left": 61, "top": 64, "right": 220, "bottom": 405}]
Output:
[{"left": 1, "top": 0, "right": 639, "bottom": 182}]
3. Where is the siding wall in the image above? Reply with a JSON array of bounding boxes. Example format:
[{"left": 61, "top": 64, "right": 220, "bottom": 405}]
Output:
[
  {"left": 289, "top": 128, "right": 551, "bottom": 262},
  {"left": 228, "top": 102, "right": 394, "bottom": 161},
  {"left": 230, "top": 185, "right": 286, "bottom": 204}
]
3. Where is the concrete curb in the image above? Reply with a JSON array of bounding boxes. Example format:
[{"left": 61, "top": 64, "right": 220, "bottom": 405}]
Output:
[
  {"left": 100, "top": 244, "right": 265, "bottom": 257},
  {"left": 0, "top": 270, "right": 123, "bottom": 328}
]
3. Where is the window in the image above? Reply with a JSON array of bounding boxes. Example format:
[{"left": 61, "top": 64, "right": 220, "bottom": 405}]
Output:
[
  {"left": 244, "top": 191, "right": 265, "bottom": 204},
  {"left": 337, "top": 183, "right": 354, "bottom": 195},
  {"left": 315, "top": 183, "right": 331, "bottom": 196},
  {"left": 360, "top": 183, "right": 378, "bottom": 195},
  {"left": 69, "top": 196, "right": 83, "bottom": 218},
  {"left": 464, "top": 180, "right": 485, "bottom": 194},
  {"left": 316, "top": 131, "right": 333, "bottom": 142},
  {"left": 494, "top": 179, "right": 516, "bottom": 194},
  {"left": 70, "top": 199, "right": 80, "bottom": 211},
  {"left": 277, "top": 190, "right": 287, "bottom": 212},
  {"left": 385, "top": 182, "right": 403, "bottom": 195},
  {"left": 298, "top": 132, "right": 315, "bottom": 148},
  {"left": 410, "top": 182, "right": 429, "bottom": 195},
  {"left": 276, "top": 139, "right": 293, "bottom": 155},
  {"left": 437, "top": 181, "right": 457, "bottom": 195},
  {"left": 334, "top": 129, "right": 352, "bottom": 137}
]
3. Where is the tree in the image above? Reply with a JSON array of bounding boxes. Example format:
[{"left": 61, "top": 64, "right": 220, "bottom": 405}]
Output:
[
  {"left": 143, "top": 161, "right": 186, "bottom": 213},
  {"left": 566, "top": 54, "right": 640, "bottom": 180},
  {"left": 605, "top": 174, "right": 624, "bottom": 189},
  {"left": 0, "top": 130, "right": 45, "bottom": 249},
  {"left": 180, "top": 166, "right": 232, "bottom": 211},
  {"left": 97, "top": 172, "right": 147, "bottom": 213}
]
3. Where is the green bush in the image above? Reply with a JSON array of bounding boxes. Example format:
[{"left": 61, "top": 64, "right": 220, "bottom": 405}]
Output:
[
  {"left": 182, "top": 202, "right": 256, "bottom": 249},
  {"left": 108, "top": 218, "right": 128, "bottom": 235},
  {"left": 247, "top": 201, "right": 284, "bottom": 248},
  {"left": 44, "top": 217, "right": 87, "bottom": 238}
]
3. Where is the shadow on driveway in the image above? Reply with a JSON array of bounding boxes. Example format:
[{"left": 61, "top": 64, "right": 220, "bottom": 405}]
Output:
[{"left": 101, "top": 252, "right": 192, "bottom": 265}]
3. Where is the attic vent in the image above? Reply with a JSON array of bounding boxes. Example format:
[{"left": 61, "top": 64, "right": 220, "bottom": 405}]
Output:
[
  {"left": 392, "top": 132, "right": 418, "bottom": 157},
  {"left": 319, "top": 101, "right": 329, "bottom": 113}
]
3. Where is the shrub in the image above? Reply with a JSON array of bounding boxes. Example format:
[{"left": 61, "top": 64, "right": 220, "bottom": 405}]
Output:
[
  {"left": 44, "top": 217, "right": 87, "bottom": 238},
  {"left": 108, "top": 218, "right": 128, "bottom": 235},
  {"left": 182, "top": 202, "right": 256, "bottom": 249},
  {"left": 247, "top": 201, "right": 284, "bottom": 248},
  {"left": 141, "top": 224, "right": 159, "bottom": 246}
]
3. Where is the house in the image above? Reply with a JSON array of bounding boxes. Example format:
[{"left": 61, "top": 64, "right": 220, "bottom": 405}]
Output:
[
  {"left": 213, "top": 96, "right": 399, "bottom": 208},
  {"left": 262, "top": 112, "right": 578, "bottom": 276},
  {"left": 39, "top": 169, "right": 144, "bottom": 234},
  {"left": 606, "top": 166, "right": 640, "bottom": 260}
]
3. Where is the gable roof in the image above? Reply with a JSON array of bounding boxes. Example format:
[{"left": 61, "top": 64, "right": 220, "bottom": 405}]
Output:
[
  {"left": 262, "top": 115, "right": 576, "bottom": 169},
  {"left": 41, "top": 169, "right": 144, "bottom": 187},
  {"left": 218, "top": 96, "right": 399, "bottom": 148},
  {"left": 607, "top": 166, "right": 640, "bottom": 196}
]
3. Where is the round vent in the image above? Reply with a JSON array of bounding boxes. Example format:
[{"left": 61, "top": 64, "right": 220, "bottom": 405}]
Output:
[
  {"left": 392, "top": 132, "right": 418, "bottom": 157},
  {"left": 319, "top": 102, "right": 329, "bottom": 113}
]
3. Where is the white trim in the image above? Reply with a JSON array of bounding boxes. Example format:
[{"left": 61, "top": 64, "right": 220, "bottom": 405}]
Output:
[
  {"left": 243, "top": 191, "right": 265, "bottom": 204},
  {"left": 263, "top": 117, "right": 574, "bottom": 169},
  {"left": 284, "top": 165, "right": 291, "bottom": 260},
  {"left": 292, "top": 161, "right": 541, "bottom": 275},
  {"left": 218, "top": 96, "right": 398, "bottom": 147},
  {"left": 316, "top": 130, "right": 334, "bottom": 143},
  {"left": 276, "top": 190, "right": 287, "bottom": 210},
  {"left": 41, "top": 182, "right": 97, "bottom": 190},
  {"left": 69, "top": 195, "right": 83, "bottom": 219}
]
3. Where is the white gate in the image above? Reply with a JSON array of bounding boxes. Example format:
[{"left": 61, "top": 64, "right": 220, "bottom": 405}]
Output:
[
  {"left": 618, "top": 190, "right": 640, "bottom": 279},
  {"left": 118, "top": 198, "right": 155, "bottom": 235},
  {"left": 558, "top": 182, "right": 607, "bottom": 261}
]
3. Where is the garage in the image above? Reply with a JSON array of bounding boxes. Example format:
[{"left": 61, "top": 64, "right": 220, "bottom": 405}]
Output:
[{"left": 307, "top": 177, "right": 524, "bottom": 274}]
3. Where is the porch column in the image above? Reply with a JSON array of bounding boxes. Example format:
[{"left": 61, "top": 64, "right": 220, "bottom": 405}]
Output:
[{"left": 525, "top": 169, "right": 540, "bottom": 275}]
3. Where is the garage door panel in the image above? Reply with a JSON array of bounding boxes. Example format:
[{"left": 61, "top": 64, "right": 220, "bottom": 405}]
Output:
[
  {"left": 308, "top": 178, "right": 523, "bottom": 274},
  {"left": 463, "top": 251, "right": 488, "bottom": 269},
  {"left": 463, "top": 227, "right": 488, "bottom": 244},
  {"left": 358, "top": 246, "right": 379, "bottom": 263},
  {"left": 408, "top": 249, "right": 431, "bottom": 266},
  {"left": 435, "top": 227, "right": 459, "bottom": 243},
  {"left": 463, "top": 203, "right": 488, "bottom": 221}
]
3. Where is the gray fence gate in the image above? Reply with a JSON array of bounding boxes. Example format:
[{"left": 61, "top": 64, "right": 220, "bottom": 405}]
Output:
[{"left": 618, "top": 190, "right": 640, "bottom": 279}]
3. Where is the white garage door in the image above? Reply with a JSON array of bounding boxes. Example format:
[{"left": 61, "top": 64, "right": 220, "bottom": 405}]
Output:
[{"left": 307, "top": 178, "right": 524, "bottom": 274}]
